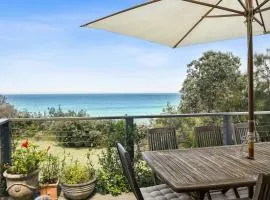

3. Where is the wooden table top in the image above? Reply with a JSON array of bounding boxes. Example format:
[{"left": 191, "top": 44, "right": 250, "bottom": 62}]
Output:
[{"left": 142, "top": 142, "right": 270, "bottom": 192}]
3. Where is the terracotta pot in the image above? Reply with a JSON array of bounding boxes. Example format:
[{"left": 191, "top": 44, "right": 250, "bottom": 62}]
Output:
[
  {"left": 40, "top": 179, "right": 59, "bottom": 200},
  {"left": 60, "top": 177, "right": 96, "bottom": 200},
  {"left": 3, "top": 169, "right": 39, "bottom": 200}
]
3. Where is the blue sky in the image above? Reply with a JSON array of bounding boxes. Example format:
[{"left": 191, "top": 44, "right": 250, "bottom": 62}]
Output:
[{"left": 0, "top": 0, "right": 269, "bottom": 94}]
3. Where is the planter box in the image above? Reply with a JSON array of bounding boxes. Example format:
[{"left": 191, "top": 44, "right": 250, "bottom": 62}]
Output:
[
  {"left": 3, "top": 169, "right": 39, "bottom": 200},
  {"left": 60, "top": 178, "right": 96, "bottom": 200},
  {"left": 40, "top": 179, "right": 59, "bottom": 200}
]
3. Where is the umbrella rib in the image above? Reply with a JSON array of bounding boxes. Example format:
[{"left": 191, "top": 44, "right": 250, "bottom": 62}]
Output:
[
  {"left": 238, "top": 0, "right": 247, "bottom": 12},
  {"left": 255, "top": 0, "right": 267, "bottom": 33},
  {"left": 253, "top": 16, "right": 264, "bottom": 27},
  {"left": 205, "top": 14, "right": 243, "bottom": 18},
  {"left": 173, "top": 0, "right": 224, "bottom": 48},
  {"left": 259, "top": 6, "right": 270, "bottom": 12},
  {"left": 254, "top": 0, "right": 270, "bottom": 13},
  {"left": 80, "top": 0, "right": 162, "bottom": 27},
  {"left": 182, "top": 0, "right": 244, "bottom": 15}
]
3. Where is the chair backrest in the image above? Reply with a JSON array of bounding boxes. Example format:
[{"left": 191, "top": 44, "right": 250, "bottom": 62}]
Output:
[
  {"left": 234, "top": 122, "right": 260, "bottom": 144},
  {"left": 233, "top": 123, "right": 248, "bottom": 144},
  {"left": 148, "top": 127, "right": 178, "bottom": 151},
  {"left": 253, "top": 173, "right": 270, "bottom": 200},
  {"left": 116, "top": 142, "right": 144, "bottom": 200},
  {"left": 195, "top": 126, "right": 223, "bottom": 147}
]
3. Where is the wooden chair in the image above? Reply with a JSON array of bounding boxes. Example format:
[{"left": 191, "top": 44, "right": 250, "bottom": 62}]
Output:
[
  {"left": 195, "top": 125, "right": 239, "bottom": 199},
  {"left": 210, "top": 173, "right": 270, "bottom": 200},
  {"left": 147, "top": 127, "right": 178, "bottom": 184},
  {"left": 148, "top": 127, "right": 178, "bottom": 151},
  {"left": 233, "top": 123, "right": 249, "bottom": 145},
  {"left": 233, "top": 123, "right": 260, "bottom": 145},
  {"left": 194, "top": 126, "right": 223, "bottom": 147},
  {"left": 252, "top": 173, "right": 270, "bottom": 200},
  {"left": 115, "top": 142, "right": 190, "bottom": 200}
]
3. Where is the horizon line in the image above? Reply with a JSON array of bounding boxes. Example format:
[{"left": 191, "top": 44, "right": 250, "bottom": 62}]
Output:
[{"left": 2, "top": 92, "right": 180, "bottom": 95}]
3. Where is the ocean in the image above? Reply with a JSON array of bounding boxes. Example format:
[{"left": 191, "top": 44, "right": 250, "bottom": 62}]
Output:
[{"left": 6, "top": 93, "right": 180, "bottom": 116}]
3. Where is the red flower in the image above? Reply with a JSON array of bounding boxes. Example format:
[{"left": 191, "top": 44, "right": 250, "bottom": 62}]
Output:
[{"left": 21, "top": 139, "right": 29, "bottom": 148}]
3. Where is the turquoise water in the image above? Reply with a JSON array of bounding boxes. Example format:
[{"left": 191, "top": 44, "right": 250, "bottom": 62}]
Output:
[{"left": 6, "top": 93, "right": 180, "bottom": 116}]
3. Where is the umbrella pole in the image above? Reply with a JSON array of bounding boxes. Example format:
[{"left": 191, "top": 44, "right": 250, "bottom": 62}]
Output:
[{"left": 247, "top": 0, "right": 255, "bottom": 160}]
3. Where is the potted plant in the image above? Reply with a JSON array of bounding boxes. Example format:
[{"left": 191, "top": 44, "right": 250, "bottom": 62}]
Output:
[
  {"left": 39, "top": 153, "right": 60, "bottom": 200},
  {"left": 3, "top": 139, "right": 47, "bottom": 200},
  {"left": 60, "top": 152, "right": 96, "bottom": 200}
]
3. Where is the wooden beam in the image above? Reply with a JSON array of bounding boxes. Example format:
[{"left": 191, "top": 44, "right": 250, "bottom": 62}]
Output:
[
  {"left": 247, "top": 0, "right": 255, "bottom": 160},
  {"left": 182, "top": 0, "right": 245, "bottom": 15}
]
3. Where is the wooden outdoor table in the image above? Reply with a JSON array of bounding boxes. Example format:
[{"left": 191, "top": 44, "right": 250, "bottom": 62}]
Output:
[{"left": 142, "top": 142, "right": 270, "bottom": 199}]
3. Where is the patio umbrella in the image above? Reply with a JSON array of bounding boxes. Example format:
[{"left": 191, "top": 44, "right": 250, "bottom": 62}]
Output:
[{"left": 81, "top": 0, "right": 270, "bottom": 159}]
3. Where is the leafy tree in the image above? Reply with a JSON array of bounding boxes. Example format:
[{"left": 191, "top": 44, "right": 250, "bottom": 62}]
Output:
[
  {"left": 254, "top": 49, "right": 270, "bottom": 111},
  {"left": 48, "top": 105, "right": 87, "bottom": 117},
  {"left": 0, "top": 95, "right": 17, "bottom": 118},
  {"left": 179, "top": 51, "right": 246, "bottom": 113},
  {"left": 0, "top": 95, "right": 7, "bottom": 105}
]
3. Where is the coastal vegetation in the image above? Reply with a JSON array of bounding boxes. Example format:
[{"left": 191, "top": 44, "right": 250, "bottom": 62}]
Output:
[
  {"left": 0, "top": 95, "right": 17, "bottom": 118},
  {"left": 155, "top": 49, "right": 270, "bottom": 148},
  {"left": 179, "top": 49, "right": 270, "bottom": 114}
]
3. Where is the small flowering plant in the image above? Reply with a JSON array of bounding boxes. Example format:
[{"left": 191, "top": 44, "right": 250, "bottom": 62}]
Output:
[{"left": 6, "top": 139, "right": 48, "bottom": 174}]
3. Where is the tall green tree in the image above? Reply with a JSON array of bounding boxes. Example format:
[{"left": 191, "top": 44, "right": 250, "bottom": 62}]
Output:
[
  {"left": 254, "top": 49, "right": 270, "bottom": 111},
  {"left": 179, "top": 51, "right": 247, "bottom": 113}
]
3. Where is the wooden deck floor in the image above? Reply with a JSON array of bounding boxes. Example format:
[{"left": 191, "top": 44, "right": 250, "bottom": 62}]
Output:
[
  {"left": 58, "top": 193, "right": 136, "bottom": 200},
  {"left": 60, "top": 187, "right": 249, "bottom": 200},
  {"left": 0, "top": 188, "right": 249, "bottom": 200},
  {"left": 0, "top": 193, "right": 136, "bottom": 200}
]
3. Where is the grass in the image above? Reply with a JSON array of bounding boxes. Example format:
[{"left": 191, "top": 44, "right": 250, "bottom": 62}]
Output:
[{"left": 21, "top": 139, "right": 105, "bottom": 169}]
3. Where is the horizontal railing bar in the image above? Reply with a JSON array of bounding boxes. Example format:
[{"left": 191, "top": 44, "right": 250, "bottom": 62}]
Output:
[
  {"left": 7, "top": 111, "right": 270, "bottom": 122},
  {"left": 0, "top": 118, "right": 9, "bottom": 125}
]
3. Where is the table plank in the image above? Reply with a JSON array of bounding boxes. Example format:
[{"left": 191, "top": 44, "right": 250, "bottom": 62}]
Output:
[{"left": 142, "top": 142, "right": 270, "bottom": 192}]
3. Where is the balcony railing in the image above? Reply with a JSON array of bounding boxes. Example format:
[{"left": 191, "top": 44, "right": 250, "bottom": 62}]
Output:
[{"left": 1, "top": 111, "right": 270, "bottom": 195}]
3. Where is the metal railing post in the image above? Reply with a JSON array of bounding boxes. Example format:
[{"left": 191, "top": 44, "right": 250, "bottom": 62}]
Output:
[
  {"left": 125, "top": 117, "right": 134, "bottom": 162},
  {"left": 0, "top": 119, "right": 11, "bottom": 196},
  {"left": 223, "top": 115, "right": 233, "bottom": 145}
]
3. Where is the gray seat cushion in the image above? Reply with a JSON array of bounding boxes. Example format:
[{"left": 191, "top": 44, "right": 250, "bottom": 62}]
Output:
[{"left": 140, "top": 184, "right": 190, "bottom": 200}]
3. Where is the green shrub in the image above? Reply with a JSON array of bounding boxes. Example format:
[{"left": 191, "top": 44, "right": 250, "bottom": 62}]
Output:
[
  {"left": 101, "top": 120, "right": 126, "bottom": 147},
  {"left": 60, "top": 152, "right": 95, "bottom": 185},
  {"left": 135, "top": 160, "right": 154, "bottom": 187},
  {"left": 96, "top": 148, "right": 128, "bottom": 196},
  {"left": 6, "top": 140, "right": 47, "bottom": 174},
  {"left": 96, "top": 147, "right": 154, "bottom": 196},
  {"left": 52, "top": 120, "right": 125, "bottom": 148},
  {"left": 61, "top": 162, "right": 95, "bottom": 185},
  {"left": 40, "top": 153, "right": 60, "bottom": 184},
  {"left": 53, "top": 121, "right": 103, "bottom": 147}
]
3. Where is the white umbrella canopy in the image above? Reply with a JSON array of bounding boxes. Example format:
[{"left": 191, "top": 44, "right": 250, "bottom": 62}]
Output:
[
  {"left": 82, "top": 0, "right": 270, "bottom": 159},
  {"left": 82, "top": 0, "right": 270, "bottom": 47}
]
